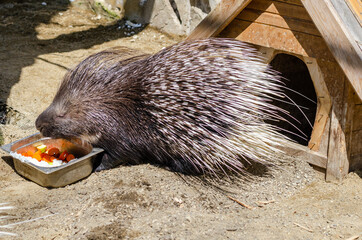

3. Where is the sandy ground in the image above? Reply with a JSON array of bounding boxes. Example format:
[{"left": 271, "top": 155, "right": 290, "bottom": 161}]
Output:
[{"left": 0, "top": 1, "right": 361, "bottom": 239}]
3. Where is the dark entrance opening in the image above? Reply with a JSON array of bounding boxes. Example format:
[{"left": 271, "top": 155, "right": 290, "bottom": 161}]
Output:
[{"left": 269, "top": 53, "right": 318, "bottom": 146}]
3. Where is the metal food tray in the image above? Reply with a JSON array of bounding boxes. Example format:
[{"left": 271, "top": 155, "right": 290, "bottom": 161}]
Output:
[{"left": 1, "top": 133, "right": 103, "bottom": 188}]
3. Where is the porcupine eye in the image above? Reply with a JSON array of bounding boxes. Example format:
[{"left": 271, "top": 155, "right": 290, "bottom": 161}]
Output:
[
  {"left": 55, "top": 106, "right": 86, "bottom": 136},
  {"left": 54, "top": 111, "right": 65, "bottom": 121},
  {"left": 36, "top": 104, "right": 62, "bottom": 138}
]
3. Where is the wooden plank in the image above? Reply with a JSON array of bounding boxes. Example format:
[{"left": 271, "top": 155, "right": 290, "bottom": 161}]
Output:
[
  {"left": 352, "top": 99, "right": 362, "bottom": 131},
  {"left": 276, "top": 0, "right": 303, "bottom": 6},
  {"left": 343, "top": 81, "right": 356, "bottom": 155},
  {"left": 255, "top": 46, "right": 276, "bottom": 63},
  {"left": 350, "top": 129, "right": 362, "bottom": 171},
  {"left": 218, "top": 19, "right": 333, "bottom": 59},
  {"left": 326, "top": 105, "right": 350, "bottom": 181},
  {"left": 331, "top": 0, "right": 362, "bottom": 46},
  {"left": 351, "top": 93, "right": 362, "bottom": 163},
  {"left": 236, "top": 8, "right": 320, "bottom": 36},
  {"left": 303, "top": 57, "right": 332, "bottom": 151},
  {"left": 247, "top": 0, "right": 313, "bottom": 21},
  {"left": 279, "top": 142, "right": 328, "bottom": 169},
  {"left": 345, "top": 0, "right": 362, "bottom": 25},
  {"left": 351, "top": 130, "right": 362, "bottom": 157},
  {"left": 317, "top": 109, "right": 331, "bottom": 157},
  {"left": 302, "top": 0, "right": 362, "bottom": 100},
  {"left": 186, "top": 0, "right": 252, "bottom": 40}
]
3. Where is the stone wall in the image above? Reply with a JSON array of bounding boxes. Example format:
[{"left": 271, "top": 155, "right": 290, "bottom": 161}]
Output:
[{"left": 89, "top": 0, "right": 220, "bottom": 36}]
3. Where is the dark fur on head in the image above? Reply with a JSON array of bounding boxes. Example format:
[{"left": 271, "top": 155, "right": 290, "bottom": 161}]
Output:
[{"left": 36, "top": 39, "right": 290, "bottom": 175}]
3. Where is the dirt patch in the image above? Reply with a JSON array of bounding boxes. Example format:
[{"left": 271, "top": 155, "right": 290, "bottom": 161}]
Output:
[
  {"left": 0, "top": 1, "right": 361, "bottom": 240},
  {"left": 85, "top": 222, "right": 140, "bottom": 240}
]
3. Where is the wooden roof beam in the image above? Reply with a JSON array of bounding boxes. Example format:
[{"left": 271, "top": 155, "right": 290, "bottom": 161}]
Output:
[
  {"left": 302, "top": 0, "right": 362, "bottom": 100},
  {"left": 186, "top": 0, "right": 252, "bottom": 40}
]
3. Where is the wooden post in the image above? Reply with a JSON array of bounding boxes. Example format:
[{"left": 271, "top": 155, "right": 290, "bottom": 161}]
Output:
[
  {"left": 303, "top": 57, "right": 332, "bottom": 152},
  {"left": 342, "top": 82, "right": 355, "bottom": 163},
  {"left": 326, "top": 104, "right": 350, "bottom": 181}
]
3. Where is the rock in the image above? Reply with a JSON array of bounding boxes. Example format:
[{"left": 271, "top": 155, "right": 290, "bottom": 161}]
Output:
[
  {"left": 124, "top": 0, "right": 220, "bottom": 36},
  {"left": 89, "top": 0, "right": 125, "bottom": 19}
]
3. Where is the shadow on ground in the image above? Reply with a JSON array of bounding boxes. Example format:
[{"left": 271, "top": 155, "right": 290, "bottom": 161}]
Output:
[{"left": 0, "top": 0, "right": 146, "bottom": 144}]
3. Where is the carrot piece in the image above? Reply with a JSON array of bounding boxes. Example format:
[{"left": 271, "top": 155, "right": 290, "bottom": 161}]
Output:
[
  {"left": 22, "top": 147, "right": 37, "bottom": 157},
  {"left": 27, "top": 150, "right": 35, "bottom": 156},
  {"left": 33, "top": 150, "right": 42, "bottom": 161}
]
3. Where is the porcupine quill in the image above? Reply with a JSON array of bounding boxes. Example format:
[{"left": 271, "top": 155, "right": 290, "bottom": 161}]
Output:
[{"left": 36, "top": 38, "right": 307, "bottom": 177}]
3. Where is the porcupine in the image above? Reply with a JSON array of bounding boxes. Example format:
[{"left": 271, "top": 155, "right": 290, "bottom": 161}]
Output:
[{"left": 35, "top": 38, "right": 293, "bottom": 176}]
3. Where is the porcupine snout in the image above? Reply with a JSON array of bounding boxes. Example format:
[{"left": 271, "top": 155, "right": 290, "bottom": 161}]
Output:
[
  {"left": 35, "top": 103, "right": 74, "bottom": 139},
  {"left": 36, "top": 106, "right": 56, "bottom": 136}
]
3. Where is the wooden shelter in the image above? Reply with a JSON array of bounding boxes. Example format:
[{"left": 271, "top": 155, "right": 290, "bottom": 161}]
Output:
[{"left": 187, "top": 0, "right": 362, "bottom": 181}]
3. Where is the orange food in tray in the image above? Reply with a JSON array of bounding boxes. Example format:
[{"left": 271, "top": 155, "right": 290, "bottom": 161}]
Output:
[{"left": 21, "top": 145, "right": 75, "bottom": 165}]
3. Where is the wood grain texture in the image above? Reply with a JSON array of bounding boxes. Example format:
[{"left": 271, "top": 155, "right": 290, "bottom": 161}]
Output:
[
  {"left": 276, "top": 0, "right": 303, "bottom": 6},
  {"left": 351, "top": 130, "right": 362, "bottom": 157},
  {"left": 219, "top": 19, "right": 331, "bottom": 58},
  {"left": 345, "top": 0, "right": 362, "bottom": 25},
  {"left": 342, "top": 82, "right": 355, "bottom": 164},
  {"left": 247, "top": 0, "right": 313, "bottom": 21},
  {"left": 186, "top": 0, "right": 252, "bottom": 40},
  {"left": 235, "top": 8, "right": 320, "bottom": 35},
  {"left": 352, "top": 101, "right": 362, "bottom": 131},
  {"left": 326, "top": 105, "right": 350, "bottom": 181},
  {"left": 303, "top": 57, "right": 332, "bottom": 151},
  {"left": 351, "top": 96, "right": 361, "bottom": 164},
  {"left": 279, "top": 142, "right": 327, "bottom": 169},
  {"left": 302, "top": 0, "right": 362, "bottom": 100}
]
